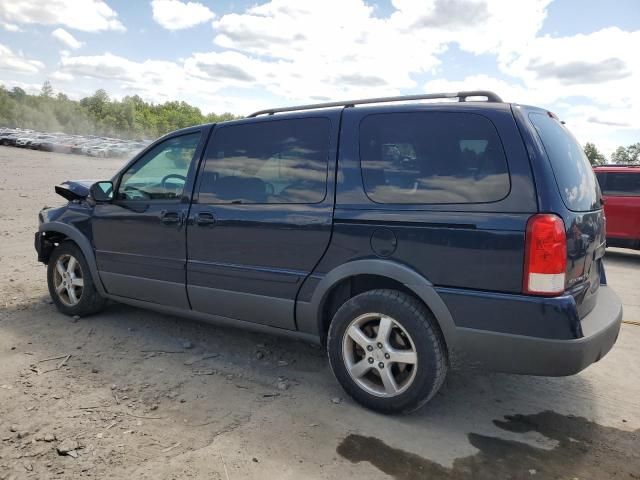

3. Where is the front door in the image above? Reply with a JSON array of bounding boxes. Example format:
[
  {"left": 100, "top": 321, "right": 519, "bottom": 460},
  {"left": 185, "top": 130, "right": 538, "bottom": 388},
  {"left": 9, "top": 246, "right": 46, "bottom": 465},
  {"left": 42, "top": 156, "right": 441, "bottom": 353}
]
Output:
[
  {"left": 92, "top": 130, "right": 204, "bottom": 308},
  {"left": 186, "top": 114, "right": 338, "bottom": 329}
]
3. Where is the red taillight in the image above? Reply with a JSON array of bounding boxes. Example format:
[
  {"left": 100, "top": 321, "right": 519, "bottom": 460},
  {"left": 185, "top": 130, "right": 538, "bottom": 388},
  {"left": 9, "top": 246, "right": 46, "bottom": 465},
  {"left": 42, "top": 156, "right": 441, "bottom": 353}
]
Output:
[{"left": 523, "top": 214, "right": 567, "bottom": 296}]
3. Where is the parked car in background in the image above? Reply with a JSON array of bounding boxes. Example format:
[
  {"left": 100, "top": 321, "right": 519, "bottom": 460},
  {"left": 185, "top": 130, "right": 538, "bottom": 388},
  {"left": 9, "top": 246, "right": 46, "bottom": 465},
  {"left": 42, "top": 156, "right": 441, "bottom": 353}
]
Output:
[
  {"left": 35, "top": 91, "right": 622, "bottom": 414},
  {"left": 0, "top": 131, "right": 22, "bottom": 146},
  {"left": 28, "top": 135, "right": 56, "bottom": 150},
  {"left": 16, "top": 136, "right": 35, "bottom": 147},
  {"left": 594, "top": 165, "right": 640, "bottom": 250},
  {"left": 0, "top": 127, "right": 151, "bottom": 158}
]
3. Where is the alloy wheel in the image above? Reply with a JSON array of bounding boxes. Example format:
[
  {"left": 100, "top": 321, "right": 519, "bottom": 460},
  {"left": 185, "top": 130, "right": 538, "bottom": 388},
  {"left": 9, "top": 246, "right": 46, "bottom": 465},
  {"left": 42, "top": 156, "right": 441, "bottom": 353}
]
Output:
[
  {"left": 53, "top": 254, "right": 84, "bottom": 306},
  {"left": 342, "top": 312, "right": 418, "bottom": 397}
]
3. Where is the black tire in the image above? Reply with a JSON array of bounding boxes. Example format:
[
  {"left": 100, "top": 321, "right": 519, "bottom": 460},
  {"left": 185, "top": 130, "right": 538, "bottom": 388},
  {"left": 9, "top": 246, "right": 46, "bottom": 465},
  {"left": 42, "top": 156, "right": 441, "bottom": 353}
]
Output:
[
  {"left": 327, "top": 289, "right": 448, "bottom": 414},
  {"left": 47, "top": 241, "right": 106, "bottom": 317}
]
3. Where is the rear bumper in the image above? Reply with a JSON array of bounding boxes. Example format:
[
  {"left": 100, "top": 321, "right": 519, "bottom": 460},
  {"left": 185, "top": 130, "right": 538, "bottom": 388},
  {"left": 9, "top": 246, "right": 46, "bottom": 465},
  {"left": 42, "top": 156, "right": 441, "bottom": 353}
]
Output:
[{"left": 452, "top": 286, "right": 623, "bottom": 376}]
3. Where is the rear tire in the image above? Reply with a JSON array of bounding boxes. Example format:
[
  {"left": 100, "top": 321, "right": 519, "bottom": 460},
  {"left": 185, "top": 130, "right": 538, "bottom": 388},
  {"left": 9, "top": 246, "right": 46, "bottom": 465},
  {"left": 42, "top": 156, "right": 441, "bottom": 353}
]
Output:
[
  {"left": 327, "top": 289, "right": 447, "bottom": 414},
  {"left": 47, "top": 241, "right": 106, "bottom": 317}
]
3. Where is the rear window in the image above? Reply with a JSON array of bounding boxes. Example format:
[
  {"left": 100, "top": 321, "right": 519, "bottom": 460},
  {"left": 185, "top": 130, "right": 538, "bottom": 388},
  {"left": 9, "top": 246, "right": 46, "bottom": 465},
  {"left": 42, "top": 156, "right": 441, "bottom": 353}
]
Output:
[
  {"left": 529, "top": 112, "right": 600, "bottom": 211},
  {"left": 359, "top": 112, "right": 510, "bottom": 204},
  {"left": 596, "top": 172, "right": 640, "bottom": 196}
]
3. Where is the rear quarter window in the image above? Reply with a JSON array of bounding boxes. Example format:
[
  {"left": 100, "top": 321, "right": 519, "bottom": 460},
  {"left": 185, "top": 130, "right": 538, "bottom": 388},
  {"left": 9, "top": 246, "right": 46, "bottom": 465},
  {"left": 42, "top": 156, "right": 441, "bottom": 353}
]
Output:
[
  {"left": 359, "top": 112, "right": 510, "bottom": 204},
  {"left": 529, "top": 112, "right": 600, "bottom": 211},
  {"left": 596, "top": 171, "right": 640, "bottom": 196}
]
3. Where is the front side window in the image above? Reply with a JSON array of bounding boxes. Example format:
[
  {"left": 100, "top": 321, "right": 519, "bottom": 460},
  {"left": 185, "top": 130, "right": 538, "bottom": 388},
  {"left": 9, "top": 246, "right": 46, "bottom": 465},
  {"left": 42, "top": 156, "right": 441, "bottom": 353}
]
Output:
[
  {"left": 360, "top": 112, "right": 510, "bottom": 204},
  {"left": 118, "top": 132, "right": 201, "bottom": 201},
  {"left": 198, "top": 118, "right": 330, "bottom": 204}
]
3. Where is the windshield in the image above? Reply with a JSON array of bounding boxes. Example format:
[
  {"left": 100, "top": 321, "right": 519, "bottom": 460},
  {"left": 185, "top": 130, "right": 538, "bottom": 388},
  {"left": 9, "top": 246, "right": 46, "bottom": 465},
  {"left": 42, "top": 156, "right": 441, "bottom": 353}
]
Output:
[{"left": 529, "top": 112, "right": 601, "bottom": 212}]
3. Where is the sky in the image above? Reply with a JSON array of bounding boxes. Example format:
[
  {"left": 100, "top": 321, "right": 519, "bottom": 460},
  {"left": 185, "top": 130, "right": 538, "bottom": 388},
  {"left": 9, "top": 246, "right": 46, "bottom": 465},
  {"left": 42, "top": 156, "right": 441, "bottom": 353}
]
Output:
[{"left": 0, "top": 0, "right": 638, "bottom": 156}]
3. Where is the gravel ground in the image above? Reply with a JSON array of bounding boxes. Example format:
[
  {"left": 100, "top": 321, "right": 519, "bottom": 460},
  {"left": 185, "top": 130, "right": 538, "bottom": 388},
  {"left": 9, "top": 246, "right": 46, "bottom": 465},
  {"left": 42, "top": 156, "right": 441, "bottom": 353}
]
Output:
[{"left": 1, "top": 146, "right": 639, "bottom": 480}]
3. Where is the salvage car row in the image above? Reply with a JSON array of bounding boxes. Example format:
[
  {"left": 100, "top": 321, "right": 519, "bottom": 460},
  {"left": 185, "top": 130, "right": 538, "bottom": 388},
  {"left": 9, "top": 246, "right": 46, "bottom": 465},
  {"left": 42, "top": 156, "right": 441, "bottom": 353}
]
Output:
[{"left": 0, "top": 128, "right": 149, "bottom": 158}]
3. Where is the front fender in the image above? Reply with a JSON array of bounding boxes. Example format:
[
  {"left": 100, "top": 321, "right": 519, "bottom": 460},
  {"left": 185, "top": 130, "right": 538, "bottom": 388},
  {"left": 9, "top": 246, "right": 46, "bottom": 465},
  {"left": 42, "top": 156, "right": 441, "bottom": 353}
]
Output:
[
  {"left": 39, "top": 221, "right": 106, "bottom": 296},
  {"left": 296, "top": 259, "right": 457, "bottom": 348}
]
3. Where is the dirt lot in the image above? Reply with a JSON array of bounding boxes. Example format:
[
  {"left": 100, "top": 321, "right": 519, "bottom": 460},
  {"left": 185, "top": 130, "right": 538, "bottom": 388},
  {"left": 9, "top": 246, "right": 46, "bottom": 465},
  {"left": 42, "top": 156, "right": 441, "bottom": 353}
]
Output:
[{"left": 1, "top": 145, "right": 639, "bottom": 480}]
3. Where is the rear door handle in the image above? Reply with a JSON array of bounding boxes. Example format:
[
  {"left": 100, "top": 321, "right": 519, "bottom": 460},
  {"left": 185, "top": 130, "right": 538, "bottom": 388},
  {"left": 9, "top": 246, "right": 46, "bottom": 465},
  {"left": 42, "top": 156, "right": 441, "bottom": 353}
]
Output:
[
  {"left": 195, "top": 212, "right": 216, "bottom": 226},
  {"left": 160, "top": 211, "right": 182, "bottom": 225}
]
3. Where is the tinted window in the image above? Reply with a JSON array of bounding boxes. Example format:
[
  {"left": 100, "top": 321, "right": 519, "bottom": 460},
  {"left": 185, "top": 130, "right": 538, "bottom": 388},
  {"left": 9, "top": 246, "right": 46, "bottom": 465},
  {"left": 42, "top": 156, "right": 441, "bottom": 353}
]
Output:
[
  {"left": 359, "top": 112, "right": 510, "bottom": 204},
  {"left": 199, "top": 118, "right": 330, "bottom": 204},
  {"left": 529, "top": 112, "right": 600, "bottom": 211},
  {"left": 597, "top": 172, "right": 640, "bottom": 196},
  {"left": 118, "top": 132, "right": 200, "bottom": 201}
]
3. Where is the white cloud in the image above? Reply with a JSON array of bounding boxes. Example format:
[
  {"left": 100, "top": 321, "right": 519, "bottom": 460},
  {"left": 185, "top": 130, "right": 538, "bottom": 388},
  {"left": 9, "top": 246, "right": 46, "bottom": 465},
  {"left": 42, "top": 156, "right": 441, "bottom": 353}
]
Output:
[
  {"left": 211, "top": 0, "right": 438, "bottom": 99},
  {"left": 424, "top": 27, "right": 640, "bottom": 157},
  {"left": 50, "top": 70, "right": 74, "bottom": 81},
  {"left": 500, "top": 28, "right": 640, "bottom": 105},
  {"left": 1, "top": 21, "right": 21, "bottom": 31},
  {"left": 151, "top": 0, "right": 214, "bottom": 30},
  {"left": 1, "top": 79, "right": 44, "bottom": 95},
  {"left": 0, "top": 43, "right": 44, "bottom": 74},
  {"left": 57, "top": 51, "right": 273, "bottom": 114},
  {"left": 207, "top": 0, "right": 554, "bottom": 101},
  {"left": 32, "top": 0, "right": 636, "bottom": 158},
  {"left": 0, "top": 0, "right": 125, "bottom": 32},
  {"left": 51, "top": 28, "right": 83, "bottom": 49}
]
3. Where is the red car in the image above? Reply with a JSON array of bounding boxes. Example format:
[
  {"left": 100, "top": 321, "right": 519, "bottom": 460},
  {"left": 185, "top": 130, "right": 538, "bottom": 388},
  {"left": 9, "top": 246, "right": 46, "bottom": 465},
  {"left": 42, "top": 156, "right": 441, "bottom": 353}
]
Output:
[{"left": 594, "top": 165, "right": 640, "bottom": 250}]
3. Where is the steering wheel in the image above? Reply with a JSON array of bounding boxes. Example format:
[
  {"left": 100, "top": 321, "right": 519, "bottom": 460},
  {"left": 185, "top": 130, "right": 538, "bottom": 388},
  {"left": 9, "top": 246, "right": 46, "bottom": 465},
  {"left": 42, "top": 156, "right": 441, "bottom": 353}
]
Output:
[{"left": 161, "top": 174, "right": 187, "bottom": 192}]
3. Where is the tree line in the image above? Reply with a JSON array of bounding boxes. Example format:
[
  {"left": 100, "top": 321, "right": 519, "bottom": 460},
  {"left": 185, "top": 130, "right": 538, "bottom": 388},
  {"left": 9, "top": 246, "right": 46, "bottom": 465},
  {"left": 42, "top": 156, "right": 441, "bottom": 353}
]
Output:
[
  {"left": 584, "top": 142, "right": 640, "bottom": 166},
  {"left": 0, "top": 81, "right": 237, "bottom": 140},
  {"left": 0, "top": 81, "right": 637, "bottom": 160}
]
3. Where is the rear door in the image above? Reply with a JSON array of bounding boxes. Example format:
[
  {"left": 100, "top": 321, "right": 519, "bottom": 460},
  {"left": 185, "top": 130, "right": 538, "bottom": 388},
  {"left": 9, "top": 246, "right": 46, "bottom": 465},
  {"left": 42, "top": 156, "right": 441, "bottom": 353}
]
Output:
[
  {"left": 527, "top": 112, "right": 605, "bottom": 317},
  {"left": 186, "top": 113, "right": 339, "bottom": 329}
]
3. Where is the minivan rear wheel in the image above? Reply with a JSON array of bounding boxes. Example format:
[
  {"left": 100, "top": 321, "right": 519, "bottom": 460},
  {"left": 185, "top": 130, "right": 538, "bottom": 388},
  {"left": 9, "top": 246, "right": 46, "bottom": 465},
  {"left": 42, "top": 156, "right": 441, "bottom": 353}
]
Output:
[
  {"left": 327, "top": 289, "right": 447, "bottom": 414},
  {"left": 47, "top": 242, "right": 106, "bottom": 317}
]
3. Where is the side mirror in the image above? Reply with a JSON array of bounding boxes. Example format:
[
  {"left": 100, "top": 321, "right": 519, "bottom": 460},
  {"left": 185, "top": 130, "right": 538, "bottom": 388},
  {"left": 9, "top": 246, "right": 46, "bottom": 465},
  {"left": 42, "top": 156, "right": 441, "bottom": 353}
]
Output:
[{"left": 90, "top": 181, "right": 114, "bottom": 203}]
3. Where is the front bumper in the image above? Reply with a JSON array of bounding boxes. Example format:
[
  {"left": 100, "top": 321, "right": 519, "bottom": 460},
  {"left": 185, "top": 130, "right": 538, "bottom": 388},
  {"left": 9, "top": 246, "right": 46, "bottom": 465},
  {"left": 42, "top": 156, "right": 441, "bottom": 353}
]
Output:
[
  {"left": 35, "top": 231, "right": 55, "bottom": 264},
  {"left": 453, "top": 286, "right": 623, "bottom": 376}
]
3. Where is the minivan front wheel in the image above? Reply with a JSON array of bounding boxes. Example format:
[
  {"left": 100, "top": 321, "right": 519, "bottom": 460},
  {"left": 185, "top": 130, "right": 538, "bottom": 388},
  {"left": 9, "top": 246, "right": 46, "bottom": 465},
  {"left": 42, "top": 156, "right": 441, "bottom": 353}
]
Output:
[
  {"left": 47, "top": 242, "right": 106, "bottom": 316},
  {"left": 328, "top": 289, "right": 447, "bottom": 414}
]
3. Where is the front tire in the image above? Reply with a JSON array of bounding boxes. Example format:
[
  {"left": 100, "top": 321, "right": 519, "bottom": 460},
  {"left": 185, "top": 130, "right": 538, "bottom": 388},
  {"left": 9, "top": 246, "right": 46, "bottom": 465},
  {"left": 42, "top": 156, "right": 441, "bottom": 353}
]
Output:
[
  {"left": 47, "top": 242, "right": 106, "bottom": 317},
  {"left": 328, "top": 289, "right": 448, "bottom": 414}
]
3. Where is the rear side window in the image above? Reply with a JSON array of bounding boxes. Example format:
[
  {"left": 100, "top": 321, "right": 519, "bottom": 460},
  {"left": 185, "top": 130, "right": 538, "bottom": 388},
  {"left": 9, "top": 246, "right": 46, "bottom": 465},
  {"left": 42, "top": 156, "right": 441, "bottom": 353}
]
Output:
[
  {"left": 596, "top": 172, "right": 640, "bottom": 196},
  {"left": 359, "top": 112, "right": 510, "bottom": 204},
  {"left": 529, "top": 112, "right": 600, "bottom": 211},
  {"left": 199, "top": 118, "right": 330, "bottom": 204}
]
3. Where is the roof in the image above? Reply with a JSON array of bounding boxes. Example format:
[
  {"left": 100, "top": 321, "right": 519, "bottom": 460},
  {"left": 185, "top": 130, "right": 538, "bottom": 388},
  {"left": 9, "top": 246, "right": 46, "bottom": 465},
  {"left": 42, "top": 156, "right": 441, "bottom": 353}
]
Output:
[{"left": 593, "top": 165, "right": 640, "bottom": 172}]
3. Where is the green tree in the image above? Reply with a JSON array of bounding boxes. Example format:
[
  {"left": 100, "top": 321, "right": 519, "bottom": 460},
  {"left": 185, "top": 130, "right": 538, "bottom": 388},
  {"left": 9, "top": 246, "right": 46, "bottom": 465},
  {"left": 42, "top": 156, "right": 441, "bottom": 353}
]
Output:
[
  {"left": 583, "top": 142, "right": 605, "bottom": 165},
  {"left": 9, "top": 87, "right": 26, "bottom": 100},
  {"left": 0, "top": 83, "right": 240, "bottom": 139},
  {"left": 40, "top": 81, "right": 54, "bottom": 98},
  {"left": 611, "top": 144, "right": 640, "bottom": 164},
  {"left": 628, "top": 143, "right": 640, "bottom": 164}
]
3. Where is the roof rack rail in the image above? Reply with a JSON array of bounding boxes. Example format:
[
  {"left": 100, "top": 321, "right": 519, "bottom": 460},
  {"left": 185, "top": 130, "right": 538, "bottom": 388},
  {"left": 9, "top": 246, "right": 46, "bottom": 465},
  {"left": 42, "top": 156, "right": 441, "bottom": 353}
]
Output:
[{"left": 247, "top": 90, "right": 503, "bottom": 118}]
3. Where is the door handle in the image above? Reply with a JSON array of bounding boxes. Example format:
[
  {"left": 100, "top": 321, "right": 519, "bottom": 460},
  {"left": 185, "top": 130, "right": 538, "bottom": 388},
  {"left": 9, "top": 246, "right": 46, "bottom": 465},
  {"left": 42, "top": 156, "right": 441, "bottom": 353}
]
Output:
[
  {"left": 160, "top": 211, "right": 182, "bottom": 225},
  {"left": 195, "top": 212, "right": 216, "bottom": 226}
]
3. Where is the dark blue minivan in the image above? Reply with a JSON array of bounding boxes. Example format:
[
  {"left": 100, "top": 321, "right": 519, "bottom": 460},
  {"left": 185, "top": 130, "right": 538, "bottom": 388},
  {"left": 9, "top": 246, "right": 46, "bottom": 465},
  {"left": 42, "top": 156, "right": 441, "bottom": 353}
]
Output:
[{"left": 35, "top": 91, "right": 622, "bottom": 413}]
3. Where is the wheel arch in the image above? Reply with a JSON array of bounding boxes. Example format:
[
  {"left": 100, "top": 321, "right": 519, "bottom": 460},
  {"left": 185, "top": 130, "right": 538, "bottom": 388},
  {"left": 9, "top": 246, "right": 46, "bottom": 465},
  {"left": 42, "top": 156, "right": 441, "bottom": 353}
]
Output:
[
  {"left": 300, "top": 259, "right": 457, "bottom": 348},
  {"left": 39, "top": 221, "right": 106, "bottom": 296}
]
